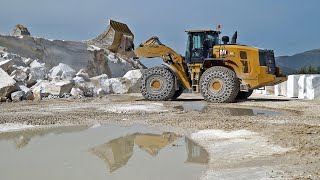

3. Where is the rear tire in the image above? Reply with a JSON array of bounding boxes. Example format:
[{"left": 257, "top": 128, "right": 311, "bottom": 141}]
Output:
[
  {"left": 140, "top": 66, "right": 176, "bottom": 101},
  {"left": 200, "top": 66, "right": 239, "bottom": 103},
  {"left": 236, "top": 90, "right": 253, "bottom": 99}
]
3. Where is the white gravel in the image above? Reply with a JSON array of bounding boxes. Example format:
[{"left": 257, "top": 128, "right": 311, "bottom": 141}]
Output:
[{"left": 0, "top": 123, "right": 36, "bottom": 132}]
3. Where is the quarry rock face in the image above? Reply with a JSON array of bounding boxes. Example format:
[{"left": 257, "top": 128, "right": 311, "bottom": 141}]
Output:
[{"left": 0, "top": 35, "right": 141, "bottom": 79}]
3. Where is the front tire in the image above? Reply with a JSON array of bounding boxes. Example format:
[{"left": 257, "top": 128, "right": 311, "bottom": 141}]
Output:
[
  {"left": 200, "top": 66, "right": 239, "bottom": 103},
  {"left": 140, "top": 66, "right": 176, "bottom": 101}
]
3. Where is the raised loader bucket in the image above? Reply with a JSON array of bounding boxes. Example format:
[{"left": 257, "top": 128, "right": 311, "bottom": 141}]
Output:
[{"left": 90, "top": 20, "right": 135, "bottom": 54}]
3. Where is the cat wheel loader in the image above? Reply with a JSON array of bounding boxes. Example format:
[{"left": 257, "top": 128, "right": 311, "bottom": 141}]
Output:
[{"left": 99, "top": 20, "right": 287, "bottom": 103}]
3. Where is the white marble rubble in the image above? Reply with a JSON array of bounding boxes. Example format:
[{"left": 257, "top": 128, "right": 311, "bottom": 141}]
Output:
[
  {"left": 256, "top": 74, "right": 320, "bottom": 100},
  {"left": 286, "top": 75, "right": 300, "bottom": 98},
  {"left": 0, "top": 68, "right": 17, "bottom": 101},
  {"left": 49, "top": 63, "right": 76, "bottom": 80}
]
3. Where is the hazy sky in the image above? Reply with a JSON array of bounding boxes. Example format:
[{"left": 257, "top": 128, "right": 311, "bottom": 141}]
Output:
[{"left": 0, "top": 0, "right": 319, "bottom": 56}]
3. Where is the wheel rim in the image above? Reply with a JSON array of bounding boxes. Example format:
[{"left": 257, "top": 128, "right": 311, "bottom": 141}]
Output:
[
  {"left": 146, "top": 74, "right": 166, "bottom": 94},
  {"left": 212, "top": 81, "right": 222, "bottom": 90},
  {"left": 150, "top": 79, "right": 162, "bottom": 91},
  {"left": 208, "top": 78, "right": 224, "bottom": 94}
]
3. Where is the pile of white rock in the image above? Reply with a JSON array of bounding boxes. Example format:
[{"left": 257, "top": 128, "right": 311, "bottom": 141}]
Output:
[
  {"left": 254, "top": 75, "right": 320, "bottom": 100},
  {"left": 0, "top": 50, "right": 143, "bottom": 102}
]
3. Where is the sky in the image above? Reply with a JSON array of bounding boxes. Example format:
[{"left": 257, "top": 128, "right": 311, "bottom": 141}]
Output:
[{"left": 0, "top": 0, "right": 319, "bottom": 56}]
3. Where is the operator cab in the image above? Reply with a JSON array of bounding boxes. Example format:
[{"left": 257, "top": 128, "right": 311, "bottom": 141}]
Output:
[{"left": 185, "top": 30, "right": 220, "bottom": 63}]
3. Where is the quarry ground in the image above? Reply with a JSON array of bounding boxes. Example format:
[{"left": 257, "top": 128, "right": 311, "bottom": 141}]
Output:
[{"left": 0, "top": 93, "right": 319, "bottom": 179}]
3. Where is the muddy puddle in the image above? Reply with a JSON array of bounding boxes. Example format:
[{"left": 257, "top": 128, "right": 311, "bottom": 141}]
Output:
[
  {"left": 175, "top": 103, "right": 284, "bottom": 116},
  {"left": 0, "top": 124, "right": 207, "bottom": 180}
]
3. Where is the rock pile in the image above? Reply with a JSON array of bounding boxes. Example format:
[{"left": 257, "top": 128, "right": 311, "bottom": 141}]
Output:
[
  {"left": 0, "top": 49, "right": 143, "bottom": 102},
  {"left": 0, "top": 23, "right": 146, "bottom": 102},
  {"left": 0, "top": 24, "right": 145, "bottom": 78}
]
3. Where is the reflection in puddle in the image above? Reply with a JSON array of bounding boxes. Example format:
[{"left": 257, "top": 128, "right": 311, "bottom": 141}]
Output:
[
  {"left": 185, "top": 137, "right": 208, "bottom": 164},
  {"left": 0, "top": 125, "right": 89, "bottom": 149},
  {"left": 175, "top": 104, "right": 284, "bottom": 116},
  {"left": 0, "top": 124, "right": 207, "bottom": 180},
  {"left": 90, "top": 132, "right": 181, "bottom": 172}
]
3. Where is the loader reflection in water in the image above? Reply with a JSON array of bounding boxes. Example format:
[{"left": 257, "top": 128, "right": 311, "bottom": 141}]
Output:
[
  {"left": 185, "top": 137, "right": 209, "bottom": 164},
  {"left": 90, "top": 132, "right": 207, "bottom": 173},
  {"left": 0, "top": 124, "right": 208, "bottom": 180}
]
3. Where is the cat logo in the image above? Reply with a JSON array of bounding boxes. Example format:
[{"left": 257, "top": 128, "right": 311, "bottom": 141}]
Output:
[{"left": 219, "top": 50, "right": 228, "bottom": 55}]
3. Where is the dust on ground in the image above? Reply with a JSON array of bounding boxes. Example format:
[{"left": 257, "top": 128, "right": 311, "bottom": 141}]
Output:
[{"left": 0, "top": 93, "right": 319, "bottom": 179}]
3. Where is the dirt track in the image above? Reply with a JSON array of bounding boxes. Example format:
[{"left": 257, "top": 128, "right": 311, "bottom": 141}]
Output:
[{"left": 0, "top": 93, "right": 319, "bottom": 179}]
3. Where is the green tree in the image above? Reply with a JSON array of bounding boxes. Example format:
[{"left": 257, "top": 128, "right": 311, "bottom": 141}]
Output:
[{"left": 296, "top": 65, "right": 320, "bottom": 74}]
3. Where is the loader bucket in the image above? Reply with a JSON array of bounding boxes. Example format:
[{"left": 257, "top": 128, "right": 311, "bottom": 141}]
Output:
[{"left": 91, "top": 20, "right": 135, "bottom": 54}]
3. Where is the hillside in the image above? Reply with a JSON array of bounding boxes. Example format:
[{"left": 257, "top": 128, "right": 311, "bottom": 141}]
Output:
[{"left": 276, "top": 49, "right": 320, "bottom": 74}]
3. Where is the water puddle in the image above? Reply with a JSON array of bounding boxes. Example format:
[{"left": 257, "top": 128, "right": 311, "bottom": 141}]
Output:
[
  {"left": 175, "top": 103, "right": 284, "bottom": 116},
  {"left": 0, "top": 124, "right": 208, "bottom": 180}
]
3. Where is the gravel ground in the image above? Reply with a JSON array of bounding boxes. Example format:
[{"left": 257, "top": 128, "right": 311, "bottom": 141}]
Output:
[{"left": 0, "top": 93, "right": 319, "bottom": 179}]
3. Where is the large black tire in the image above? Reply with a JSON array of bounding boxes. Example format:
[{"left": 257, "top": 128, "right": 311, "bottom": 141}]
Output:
[
  {"left": 200, "top": 66, "right": 240, "bottom": 103},
  {"left": 140, "top": 66, "right": 176, "bottom": 101},
  {"left": 236, "top": 90, "right": 253, "bottom": 99},
  {"left": 171, "top": 84, "right": 184, "bottom": 100}
]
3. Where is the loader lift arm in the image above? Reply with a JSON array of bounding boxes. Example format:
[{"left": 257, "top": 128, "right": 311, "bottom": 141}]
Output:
[{"left": 134, "top": 37, "right": 191, "bottom": 89}]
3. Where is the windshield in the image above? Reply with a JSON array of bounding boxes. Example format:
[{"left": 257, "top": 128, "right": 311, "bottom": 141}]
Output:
[{"left": 206, "top": 33, "right": 219, "bottom": 46}]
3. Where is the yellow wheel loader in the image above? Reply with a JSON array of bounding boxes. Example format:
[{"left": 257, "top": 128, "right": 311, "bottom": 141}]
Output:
[{"left": 99, "top": 20, "right": 287, "bottom": 103}]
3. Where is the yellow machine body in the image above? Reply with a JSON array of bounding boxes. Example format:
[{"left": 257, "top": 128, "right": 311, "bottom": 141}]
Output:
[
  {"left": 104, "top": 20, "right": 286, "bottom": 95},
  {"left": 134, "top": 37, "right": 286, "bottom": 92}
]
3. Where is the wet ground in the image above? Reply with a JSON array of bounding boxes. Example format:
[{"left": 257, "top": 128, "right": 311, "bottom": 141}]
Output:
[
  {"left": 174, "top": 103, "right": 284, "bottom": 116},
  {"left": 0, "top": 124, "right": 207, "bottom": 180},
  {"left": 0, "top": 93, "right": 319, "bottom": 179}
]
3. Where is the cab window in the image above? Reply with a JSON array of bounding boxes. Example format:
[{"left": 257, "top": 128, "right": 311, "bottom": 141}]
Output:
[{"left": 192, "top": 34, "right": 202, "bottom": 49}]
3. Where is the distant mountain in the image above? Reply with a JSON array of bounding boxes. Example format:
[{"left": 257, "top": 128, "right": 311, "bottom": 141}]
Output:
[{"left": 276, "top": 49, "right": 320, "bottom": 74}]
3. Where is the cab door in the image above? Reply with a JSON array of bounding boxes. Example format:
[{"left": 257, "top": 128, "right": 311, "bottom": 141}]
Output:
[{"left": 190, "top": 33, "right": 205, "bottom": 63}]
